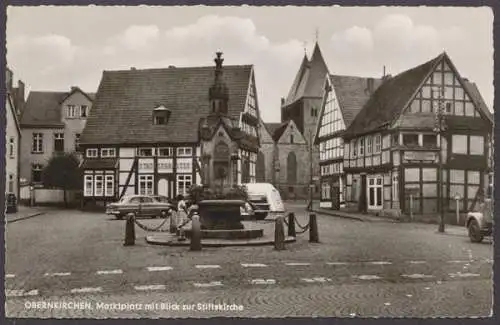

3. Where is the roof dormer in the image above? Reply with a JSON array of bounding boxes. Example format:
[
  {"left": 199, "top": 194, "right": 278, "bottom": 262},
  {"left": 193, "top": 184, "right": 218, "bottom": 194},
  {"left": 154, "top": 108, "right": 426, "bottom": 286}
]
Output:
[{"left": 153, "top": 104, "right": 172, "bottom": 125}]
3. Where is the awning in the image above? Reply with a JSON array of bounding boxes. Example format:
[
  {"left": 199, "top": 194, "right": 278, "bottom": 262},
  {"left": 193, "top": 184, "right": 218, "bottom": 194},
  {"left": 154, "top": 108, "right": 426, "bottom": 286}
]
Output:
[{"left": 80, "top": 158, "right": 118, "bottom": 170}]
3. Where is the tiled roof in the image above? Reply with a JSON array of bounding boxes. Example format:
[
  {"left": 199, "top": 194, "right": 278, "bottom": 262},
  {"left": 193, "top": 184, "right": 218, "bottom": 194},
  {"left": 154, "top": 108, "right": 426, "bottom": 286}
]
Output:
[
  {"left": 264, "top": 122, "right": 283, "bottom": 138},
  {"left": 20, "top": 91, "right": 67, "bottom": 127},
  {"left": 344, "top": 53, "right": 443, "bottom": 138},
  {"left": 283, "top": 42, "right": 329, "bottom": 106},
  {"left": 80, "top": 65, "right": 252, "bottom": 145},
  {"left": 268, "top": 121, "right": 289, "bottom": 142},
  {"left": 463, "top": 80, "right": 493, "bottom": 124},
  {"left": 20, "top": 89, "right": 96, "bottom": 128},
  {"left": 330, "top": 75, "right": 383, "bottom": 127}
]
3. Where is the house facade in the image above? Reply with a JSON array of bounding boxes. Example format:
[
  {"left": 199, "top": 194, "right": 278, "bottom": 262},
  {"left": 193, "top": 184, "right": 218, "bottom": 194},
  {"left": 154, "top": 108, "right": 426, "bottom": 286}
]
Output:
[
  {"left": 5, "top": 69, "right": 22, "bottom": 197},
  {"left": 78, "top": 53, "right": 261, "bottom": 205},
  {"left": 257, "top": 119, "right": 310, "bottom": 199},
  {"left": 19, "top": 87, "right": 95, "bottom": 185},
  {"left": 314, "top": 74, "right": 382, "bottom": 209},
  {"left": 342, "top": 52, "right": 493, "bottom": 217}
]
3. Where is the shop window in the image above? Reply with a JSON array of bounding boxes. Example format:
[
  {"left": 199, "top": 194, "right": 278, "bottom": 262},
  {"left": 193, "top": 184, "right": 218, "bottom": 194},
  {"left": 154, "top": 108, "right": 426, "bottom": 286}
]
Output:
[
  {"left": 469, "top": 136, "right": 484, "bottom": 155},
  {"left": 404, "top": 168, "right": 420, "bottom": 183},
  {"left": 423, "top": 134, "right": 437, "bottom": 147}
]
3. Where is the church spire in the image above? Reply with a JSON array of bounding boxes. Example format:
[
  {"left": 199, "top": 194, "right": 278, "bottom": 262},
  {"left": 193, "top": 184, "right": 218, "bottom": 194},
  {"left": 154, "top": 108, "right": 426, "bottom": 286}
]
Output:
[{"left": 209, "top": 51, "right": 229, "bottom": 116}]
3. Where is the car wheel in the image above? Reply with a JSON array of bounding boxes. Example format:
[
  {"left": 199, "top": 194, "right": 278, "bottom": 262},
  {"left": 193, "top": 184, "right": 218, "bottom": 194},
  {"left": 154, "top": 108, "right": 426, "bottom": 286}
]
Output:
[{"left": 468, "top": 220, "right": 484, "bottom": 243}]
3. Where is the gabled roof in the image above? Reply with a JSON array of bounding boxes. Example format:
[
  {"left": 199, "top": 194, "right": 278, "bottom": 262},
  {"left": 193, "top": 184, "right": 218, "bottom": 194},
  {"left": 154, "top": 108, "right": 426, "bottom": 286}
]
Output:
[
  {"left": 283, "top": 42, "right": 329, "bottom": 106},
  {"left": 463, "top": 80, "right": 493, "bottom": 124},
  {"left": 344, "top": 53, "right": 443, "bottom": 139},
  {"left": 80, "top": 65, "right": 253, "bottom": 145},
  {"left": 330, "top": 74, "right": 383, "bottom": 127},
  {"left": 20, "top": 89, "right": 95, "bottom": 128},
  {"left": 265, "top": 121, "right": 289, "bottom": 142}
]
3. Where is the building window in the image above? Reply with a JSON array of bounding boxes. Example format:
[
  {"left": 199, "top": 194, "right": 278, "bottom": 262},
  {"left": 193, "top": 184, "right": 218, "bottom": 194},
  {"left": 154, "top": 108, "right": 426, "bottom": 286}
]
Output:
[
  {"left": 469, "top": 136, "right": 484, "bottom": 155},
  {"left": 366, "top": 136, "right": 373, "bottom": 154},
  {"left": 374, "top": 135, "right": 381, "bottom": 153},
  {"left": 94, "top": 175, "right": 104, "bottom": 196},
  {"left": 423, "top": 134, "right": 437, "bottom": 147},
  {"left": 367, "top": 176, "right": 383, "bottom": 208},
  {"left": 177, "top": 174, "right": 192, "bottom": 196},
  {"left": 32, "top": 133, "right": 43, "bottom": 153},
  {"left": 67, "top": 105, "right": 77, "bottom": 118},
  {"left": 80, "top": 105, "right": 88, "bottom": 118},
  {"left": 290, "top": 135, "right": 294, "bottom": 144},
  {"left": 84, "top": 175, "right": 93, "bottom": 196},
  {"left": 86, "top": 148, "right": 98, "bottom": 158},
  {"left": 322, "top": 182, "right": 331, "bottom": 200},
  {"left": 75, "top": 134, "right": 81, "bottom": 151},
  {"left": 139, "top": 175, "right": 154, "bottom": 196},
  {"left": 177, "top": 147, "right": 193, "bottom": 157},
  {"left": 154, "top": 116, "right": 166, "bottom": 125},
  {"left": 101, "top": 148, "right": 116, "bottom": 158},
  {"left": 352, "top": 140, "right": 357, "bottom": 157},
  {"left": 402, "top": 134, "right": 419, "bottom": 146},
  {"left": 452, "top": 135, "right": 468, "bottom": 154},
  {"left": 54, "top": 133, "right": 64, "bottom": 152},
  {"left": 9, "top": 137, "right": 15, "bottom": 158},
  {"left": 105, "top": 175, "right": 114, "bottom": 197},
  {"left": 137, "top": 148, "right": 154, "bottom": 157},
  {"left": 32, "top": 164, "right": 43, "bottom": 183},
  {"left": 158, "top": 147, "right": 173, "bottom": 157},
  {"left": 358, "top": 138, "right": 364, "bottom": 156}
]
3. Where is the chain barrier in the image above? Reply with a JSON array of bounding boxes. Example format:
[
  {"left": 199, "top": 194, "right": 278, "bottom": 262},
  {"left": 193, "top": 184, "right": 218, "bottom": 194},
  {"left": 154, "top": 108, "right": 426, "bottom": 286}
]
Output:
[
  {"left": 295, "top": 223, "right": 310, "bottom": 234},
  {"left": 281, "top": 212, "right": 311, "bottom": 235},
  {"left": 294, "top": 216, "right": 310, "bottom": 231},
  {"left": 132, "top": 211, "right": 172, "bottom": 232}
]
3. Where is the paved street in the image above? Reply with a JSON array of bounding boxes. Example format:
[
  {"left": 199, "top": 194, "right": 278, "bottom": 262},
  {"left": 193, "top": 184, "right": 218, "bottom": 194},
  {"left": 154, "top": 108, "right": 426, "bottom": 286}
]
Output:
[{"left": 4, "top": 203, "right": 493, "bottom": 318}]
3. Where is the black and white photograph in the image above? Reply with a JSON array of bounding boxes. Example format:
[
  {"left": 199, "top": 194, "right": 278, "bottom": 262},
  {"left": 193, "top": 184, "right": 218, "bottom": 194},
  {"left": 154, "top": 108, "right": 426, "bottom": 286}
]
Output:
[{"left": 3, "top": 4, "right": 495, "bottom": 318}]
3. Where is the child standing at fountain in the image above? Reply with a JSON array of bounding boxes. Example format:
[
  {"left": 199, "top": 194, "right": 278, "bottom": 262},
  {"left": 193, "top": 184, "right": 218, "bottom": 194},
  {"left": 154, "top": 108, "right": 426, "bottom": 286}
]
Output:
[{"left": 176, "top": 194, "right": 188, "bottom": 227}]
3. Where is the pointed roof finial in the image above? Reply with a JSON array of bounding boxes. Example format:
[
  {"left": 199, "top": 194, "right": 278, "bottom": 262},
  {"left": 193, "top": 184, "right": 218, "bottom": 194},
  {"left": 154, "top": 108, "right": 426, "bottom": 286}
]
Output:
[
  {"left": 303, "top": 41, "right": 307, "bottom": 55},
  {"left": 315, "top": 28, "right": 319, "bottom": 43}
]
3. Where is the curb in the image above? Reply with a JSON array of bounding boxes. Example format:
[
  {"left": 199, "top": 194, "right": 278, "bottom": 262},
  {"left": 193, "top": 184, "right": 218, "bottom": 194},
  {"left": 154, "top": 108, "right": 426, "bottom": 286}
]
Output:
[
  {"left": 145, "top": 235, "right": 297, "bottom": 247},
  {"left": 311, "top": 209, "right": 366, "bottom": 222},
  {"left": 6, "top": 212, "right": 46, "bottom": 224}
]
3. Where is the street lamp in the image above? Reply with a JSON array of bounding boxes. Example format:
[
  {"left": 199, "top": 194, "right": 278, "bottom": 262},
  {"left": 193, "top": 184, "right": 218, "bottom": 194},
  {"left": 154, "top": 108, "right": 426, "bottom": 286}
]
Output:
[{"left": 433, "top": 87, "right": 447, "bottom": 233}]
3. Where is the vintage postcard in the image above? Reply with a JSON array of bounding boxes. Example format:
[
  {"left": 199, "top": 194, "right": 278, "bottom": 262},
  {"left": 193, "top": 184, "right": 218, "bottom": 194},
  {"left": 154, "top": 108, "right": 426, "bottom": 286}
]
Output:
[{"left": 3, "top": 4, "right": 494, "bottom": 318}]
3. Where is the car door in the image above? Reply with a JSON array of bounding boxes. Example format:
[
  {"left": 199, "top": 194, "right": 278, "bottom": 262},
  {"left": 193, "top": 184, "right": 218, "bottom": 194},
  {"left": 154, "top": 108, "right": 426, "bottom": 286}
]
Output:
[
  {"left": 140, "top": 196, "right": 156, "bottom": 217},
  {"left": 128, "top": 197, "right": 141, "bottom": 215}
]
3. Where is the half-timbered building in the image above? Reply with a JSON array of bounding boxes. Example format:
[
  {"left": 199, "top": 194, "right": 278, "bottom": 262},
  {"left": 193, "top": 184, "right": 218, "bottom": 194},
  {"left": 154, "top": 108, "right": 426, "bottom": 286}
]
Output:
[
  {"left": 314, "top": 74, "right": 382, "bottom": 209},
  {"left": 78, "top": 52, "right": 261, "bottom": 205},
  {"left": 342, "top": 52, "right": 493, "bottom": 217}
]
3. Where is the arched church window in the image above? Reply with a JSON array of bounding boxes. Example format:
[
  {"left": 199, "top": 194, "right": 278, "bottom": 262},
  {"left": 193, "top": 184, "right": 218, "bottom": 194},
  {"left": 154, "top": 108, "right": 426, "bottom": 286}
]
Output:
[
  {"left": 256, "top": 151, "right": 266, "bottom": 182},
  {"left": 287, "top": 152, "right": 297, "bottom": 184}
]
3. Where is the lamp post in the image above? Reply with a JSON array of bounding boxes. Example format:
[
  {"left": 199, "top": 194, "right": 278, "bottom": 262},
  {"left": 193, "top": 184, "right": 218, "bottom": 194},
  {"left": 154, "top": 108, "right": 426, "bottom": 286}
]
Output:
[
  {"left": 307, "top": 129, "right": 314, "bottom": 211},
  {"left": 433, "top": 87, "right": 447, "bottom": 233}
]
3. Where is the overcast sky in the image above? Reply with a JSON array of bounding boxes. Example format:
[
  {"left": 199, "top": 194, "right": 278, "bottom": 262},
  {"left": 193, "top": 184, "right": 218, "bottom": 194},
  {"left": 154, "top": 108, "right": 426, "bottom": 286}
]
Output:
[{"left": 6, "top": 5, "right": 493, "bottom": 122}]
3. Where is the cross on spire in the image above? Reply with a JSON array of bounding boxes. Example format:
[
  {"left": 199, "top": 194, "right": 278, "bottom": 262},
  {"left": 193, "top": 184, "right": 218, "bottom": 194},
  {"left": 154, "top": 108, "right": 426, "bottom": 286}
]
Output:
[
  {"left": 303, "top": 41, "right": 307, "bottom": 55},
  {"left": 315, "top": 28, "right": 319, "bottom": 43}
]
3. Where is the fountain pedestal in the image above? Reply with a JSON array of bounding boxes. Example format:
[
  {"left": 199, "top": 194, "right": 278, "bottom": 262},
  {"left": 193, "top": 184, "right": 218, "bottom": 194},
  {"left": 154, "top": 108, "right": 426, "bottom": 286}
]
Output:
[{"left": 197, "top": 199, "right": 245, "bottom": 230}]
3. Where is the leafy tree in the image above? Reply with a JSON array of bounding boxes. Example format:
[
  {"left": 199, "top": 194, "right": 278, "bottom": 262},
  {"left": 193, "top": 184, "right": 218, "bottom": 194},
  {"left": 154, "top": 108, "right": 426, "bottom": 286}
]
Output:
[{"left": 42, "top": 152, "right": 82, "bottom": 207}]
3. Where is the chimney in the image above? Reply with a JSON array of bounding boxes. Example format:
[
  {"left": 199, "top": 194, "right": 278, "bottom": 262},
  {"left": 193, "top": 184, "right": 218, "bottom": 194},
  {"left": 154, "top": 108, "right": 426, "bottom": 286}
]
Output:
[
  {"left": 382, "top": 74, "right": 392, "bottom": 82},
  {"left": 14, "top": 80, "right": 26, "bottom": 115},
  {"left": 71, "top": 86, "right": 78, "bottom": 92},
  {"left": 130, "top": 67, "right": 136, "bottom": 70},
  {"left": 281, "top": 97, "right": 285, "bottom": 106},
  {"left": 168, "top": 65, "right": 176, "bottom": 68}
]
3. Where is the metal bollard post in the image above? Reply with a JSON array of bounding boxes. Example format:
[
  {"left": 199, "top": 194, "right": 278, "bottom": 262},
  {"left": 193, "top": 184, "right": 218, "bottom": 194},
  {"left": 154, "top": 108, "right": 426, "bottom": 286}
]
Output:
[
  {"left": 124, "top": 213, "right": 136, "bottom": 246},
  {"left": 274, "top": 215, "right": 285, "bottom": 250},
  {"left": 190, "top": 213, "right": 202, "bottom": 251},
  {"left": 309, "top": 213, "right": 319, "bottom": 243},
  {"left": 287, "top": 213, "right": 296, "bottom": 237}
]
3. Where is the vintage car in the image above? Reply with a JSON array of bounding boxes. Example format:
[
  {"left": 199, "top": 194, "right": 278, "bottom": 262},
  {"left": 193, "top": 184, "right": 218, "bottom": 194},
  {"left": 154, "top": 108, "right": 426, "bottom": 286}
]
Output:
[
  {"left": 466, "top": 199, "right": 493, "bottom": 243},
  {"left": 243, "top": 183, "right": 285, "bottom": 220},
  {"left": 106, "top": 195, "right": 174, "bottom": 220}
]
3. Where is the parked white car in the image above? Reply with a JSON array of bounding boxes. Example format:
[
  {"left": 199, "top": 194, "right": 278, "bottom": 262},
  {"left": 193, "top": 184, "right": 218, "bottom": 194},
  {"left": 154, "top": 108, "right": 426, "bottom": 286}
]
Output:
[
  {"left": 242, "top": 183, "right": 285, "bottom": 220},
  {"left": 466, "top": 199, "right": 493, "bottom": 243}
]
